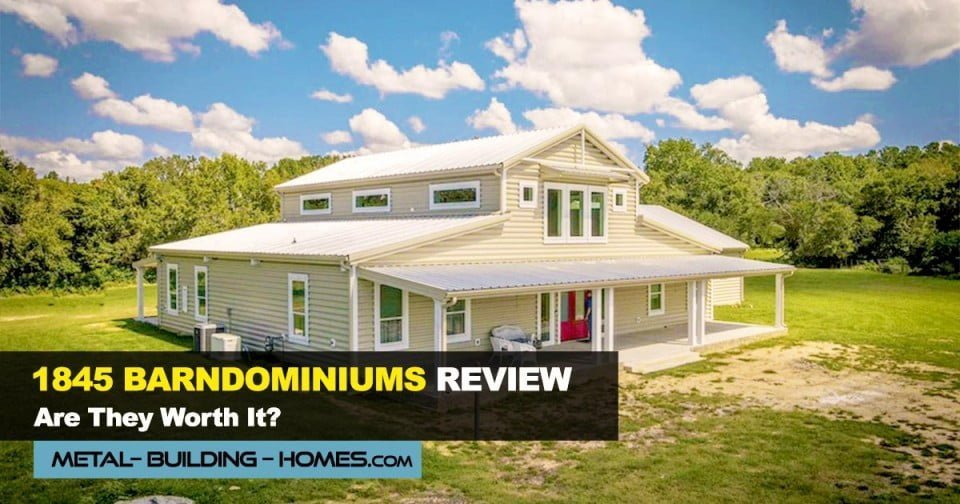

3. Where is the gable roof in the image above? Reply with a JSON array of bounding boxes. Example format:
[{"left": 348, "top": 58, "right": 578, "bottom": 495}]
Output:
[
  {"left": 275, "top": 125, "right": 643, "bottom": 191},
  {"left": 637, "top": 205, "right": 749, "bottom": 252}
]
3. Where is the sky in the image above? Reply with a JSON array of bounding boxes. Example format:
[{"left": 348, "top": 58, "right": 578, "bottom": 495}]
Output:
[{"left": 1, "top": 0, "right": 958, "bottom": 180}]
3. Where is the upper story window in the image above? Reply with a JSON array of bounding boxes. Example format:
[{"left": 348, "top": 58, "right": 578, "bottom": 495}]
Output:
[
  {"left": 543, "top": 183, "right": 607, "bottom": 243},
  {"left": 353, "top": 188, "right": 391, "bottom": 213},
  {"left": 300, "top": 193, "right": 331, "bottom": 215},
  {"left": 612, "top": 188, "right": 627, "bottom": 212},
  {"left": 429, "top": 181, "right": 481, "bottom": 210},
  {"left": 518, "top": 181, "right": 537, "bottom": 209}
]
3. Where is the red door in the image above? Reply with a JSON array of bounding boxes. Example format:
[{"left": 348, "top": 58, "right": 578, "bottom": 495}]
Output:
[{"left": 560, "top": 291, "right": 588, "bottom": 341}]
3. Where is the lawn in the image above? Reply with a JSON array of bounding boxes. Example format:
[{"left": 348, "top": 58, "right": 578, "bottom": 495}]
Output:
[{"left": 0, "top": 270, "right": 958, "bottom": 503}]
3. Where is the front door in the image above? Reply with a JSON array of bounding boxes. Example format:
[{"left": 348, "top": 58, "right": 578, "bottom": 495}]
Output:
[{"left": 559, "top": 290, "right": 589, "bottom": 341}]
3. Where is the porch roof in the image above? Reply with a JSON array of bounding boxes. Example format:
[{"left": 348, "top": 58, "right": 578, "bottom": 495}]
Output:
[{"left": 360, "top": 255, "right": 794, "bottom": 299}]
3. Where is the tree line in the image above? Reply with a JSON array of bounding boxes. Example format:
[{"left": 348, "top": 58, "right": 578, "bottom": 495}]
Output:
[{"left": 1, "top": 140, "right": 957, "bottom": 291}]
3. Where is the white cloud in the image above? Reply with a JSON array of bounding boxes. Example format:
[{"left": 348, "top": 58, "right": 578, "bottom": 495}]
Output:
[
  {"left": 407, "top": 116, "right": 426, "bottom": 134},
  {"left": 320, "top": 32, "right": 484, "bottom": 99},
  {"left": 21, "top": 53, "right": 57, "bottom": 77},
  {"left": 71, "top": 72, "right": 115, "bottom": 99},
  {"left": 191, "top": 103, "right": 308, "bottom": 162},
  {"left": 653, "top": 97, "right": 730, "bottom": 131},
  {"left": 0, "top": 0, "right": 285, "bottom": 61},
  {"left": 487, "top": 0, "right": 681, "bottom": 114},
  {"left": 691, "top": 76, "right": 880, "bottom": 162},
  {"left": 840, "top": 0, "right": 960, "bottom": 67},
  {"left": 150, "top": 143, "right": 172, "bottom": 156},
  {"left": 523, "top": 107, "right": 655, "bottom": 144},
  {"left": 28, "top": 151, "right": 127, "bottom": 180},
  {"left": 812, "top": 65, "right": 897, "bottom": 92},
  {"left": 347, "top": 108, "right": 412, "bottom": 153},
  {"left": 310, "top": 89, "right": 353, "bottom": 103},
  {"left": 321, "top": 130, "right": 352, "bottom": 145},
  {"left": 93, "top": 95, "right": 194, "bottom": 132},
  {"left": 439, "top": 30, "right": 459, "bottom": 59},
  {"left": 467, "top": 98, "right": 518, "bottom": 135},
  {"left": 0, "top": 129, "right": 145, "bottom": 180},
  {"left": 765, "top": 20, "right": 832, "bottom": 78}
]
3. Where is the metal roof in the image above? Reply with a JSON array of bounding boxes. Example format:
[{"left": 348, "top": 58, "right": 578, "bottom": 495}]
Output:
[
  {"left": 638, "top": 205, "right": 749, "bottom": 251},
  {"left": 275, "top": 126, "right": 579, "bottom": 190},
  {"left": 361, "top": 256, "right": 793, "bottom": 298},
  {"left": 149, "top": 215, "right": 507, "bottom": 261}
]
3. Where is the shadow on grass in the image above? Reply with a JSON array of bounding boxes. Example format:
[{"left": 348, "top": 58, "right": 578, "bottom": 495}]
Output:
[{"left": 114, "top": 318, "right": 191, "bottom": 350}]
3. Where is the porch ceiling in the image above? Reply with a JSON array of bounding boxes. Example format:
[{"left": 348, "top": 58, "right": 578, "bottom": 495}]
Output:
[{"left": 359, "top": 255, "right": 794, "bottom": 299}]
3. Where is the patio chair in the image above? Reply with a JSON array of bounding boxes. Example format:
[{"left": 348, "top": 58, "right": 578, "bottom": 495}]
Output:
[{"left": 490, "top": 325, "right": 538, "bottom": 352}]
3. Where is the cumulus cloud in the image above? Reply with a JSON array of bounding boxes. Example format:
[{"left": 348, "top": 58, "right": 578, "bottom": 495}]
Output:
[
  {"left": 71, "top": 72, "right": 115, "bottom": 99},
  {"left": 765, "top": 20, "right": 832, "bottom": 78},
  {"left": 0, "top": 0, "right": 285, "bottom": 61},
  {"left": 320, "top": 32, "right": 484, "bottom": 99},
  {"left": 438, "top": 30, "right": 459, "bottom": 59},
  {"left": 467, "top": 98, "right": 518, "bottom": 135},
  {"left": 93, "top": 95, "right": 195, "bottom": 132},
  {"left": 0, "top": 129, "right": 145, "bottom": 180},
  {"left": 690, "top": 75, "right": 881, "bottom": 162},
  {"left": 523, "top": 107, "right": 655, "bottom": 144},
  {"left": 407, "top": 116, "right": 426, "bottom": 134},
  {"left": 839, "top": 0, "right": 960, "bottom": 67},
  {"left": 191, "top": 103, "right": 308, "bottom": 162},
  {"left": 653, "top": 97, "right": 730, "bottom": 131},
  {"left": 347, "top": 108, "right": 412, "bottom": 154},
  {"left": 310, "top": 89, "right": 352, "bottom": 103},
  {"left": 487, "top": 0, "right": 681, "bottom": 115},
  {"left": 21, "top": 53, "right": 58, "bottom": 77},
  {"left": 321, "top": 130, "right": 352, "bottom": 145},
  {"left": 812, "top": 65, "right": 897, "bottom": 92}
]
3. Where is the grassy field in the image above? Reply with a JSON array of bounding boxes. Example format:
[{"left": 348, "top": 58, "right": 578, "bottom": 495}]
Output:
[{"left": 0, "top": 270, "right": 958, "bottom": 503}]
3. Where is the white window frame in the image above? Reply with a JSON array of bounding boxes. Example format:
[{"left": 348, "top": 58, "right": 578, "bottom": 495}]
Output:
[
  {"left": 445, "top": 299, "right": 471, "bottom": 344},
  {"left": 374, "top": 283, "right": 409, "bottom": 350},
  {"left": 648, "top": 283, "right": 665, "bottom": 316},
  {"left": 542, "top": 182, "right": 608, "bottom": 244},
  {"left": 287, "top": 273, "right": 309, "bottom": 345},
  {"left": 612, "top": 188, "right": 628, "bottom": 212},
  {"left": 352, "top": 188, "right": 391, "bottom": 213},
  {"left": 518, "top": 181, "right": 538, "bottom": 209},
  {"left": 429, "top": 181, "right": 481, "bottom": 210},
  {"left": 165, "top": 263, "right": 179, "bottom": 315},
  {"left": 299, "top": 193, "right": 332, "bottom": 215},
  {"left": 194, "top": 265, "right": 208, "bottom": 322}
]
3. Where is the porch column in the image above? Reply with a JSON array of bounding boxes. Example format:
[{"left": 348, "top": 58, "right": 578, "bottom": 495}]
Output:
[
  {"left": 604, "top": 287, "right": 615, "bottom": 351},
  {"left": 433, "top": 299, "right": 447, "bottom": 351},
  {"left": 775, "top": 273, "right": 785, "bottom": 328},
  {"left": 696, "top": 279, "right": 707, "bottom": 346},
  {"left": 349, "top": 266, "right": 359, "bottom": 351},
  {"left": 686, "top": 280, "right": 697, "bottom": 346},
  {"left": 591, "top": 288, "right": 602, "bottom": 352},
  {"left": 135, "top": 266, "right": 144, "bottom": 322}
]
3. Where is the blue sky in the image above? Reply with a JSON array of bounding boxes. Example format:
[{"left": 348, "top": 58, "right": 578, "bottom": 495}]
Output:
[{"left": 1, "top": 0, "right": 958, "bottom": 179}]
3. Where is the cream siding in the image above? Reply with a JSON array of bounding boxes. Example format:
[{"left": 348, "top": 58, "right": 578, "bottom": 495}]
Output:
[
  {"left": 455, "top": 295, "right": 538, "bottom": 351},
  {"left": 709, "top": 277, "right": 744, "bottom": 306},
  {"left": 613, "top": 283, "right": 689, "bottom": 335},
  {"left": 537, "top": 134, "right": 621, "bottom": 167}
]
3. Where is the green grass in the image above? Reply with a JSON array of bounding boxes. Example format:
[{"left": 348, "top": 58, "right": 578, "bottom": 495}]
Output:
[{"left": 1, "top": 271, "right": 958, "bottom": 502}]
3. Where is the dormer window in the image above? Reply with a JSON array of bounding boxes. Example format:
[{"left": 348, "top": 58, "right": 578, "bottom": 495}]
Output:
[
  {"left": 353, "top": 188, "right": 391, "bottom": 213},
  {"left": 612, "top": 188, "right": 627, "bottom": 212},
  {"left": 300, "top": 193, "right": 331, "bottom": 215},
  {"left": 429, "top": 181, "right": 480, "bottom": 210},
  {"left": 519, "top": 181, "right": 537, "bottom": 208}
]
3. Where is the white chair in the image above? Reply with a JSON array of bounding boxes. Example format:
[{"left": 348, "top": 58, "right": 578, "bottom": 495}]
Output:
[{"left": 490, "top": 325, "right": 537, "bottom": 352}]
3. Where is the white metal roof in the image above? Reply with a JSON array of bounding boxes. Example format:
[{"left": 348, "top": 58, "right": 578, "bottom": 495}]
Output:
[
  {"left": 638, "top": 205, "right": 749, "bottom": 252},
  {"left": 150, "top": 215, "right": 507, "bottom": 261},
  {"left": 275, "top": 126, "right": 581, "bottom": 190},
  {"left": 361, "top": 255, "right": 793, "bottom": 298}
]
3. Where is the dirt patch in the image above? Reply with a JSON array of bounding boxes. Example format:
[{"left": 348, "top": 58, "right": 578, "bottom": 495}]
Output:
[{"left": 625, "top": 342, "right": 960, "bottom": 484}]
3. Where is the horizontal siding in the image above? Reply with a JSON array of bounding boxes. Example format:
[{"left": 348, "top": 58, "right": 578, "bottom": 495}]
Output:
[
  {"left": 710, "top": 277, "right": 743, "bottom": 306},
  {"left": 455, "top": 295, "right": 538, "bottom": 351},
  {"left": 539, "top": 135, "right": 619, "bottom": 167},
  {"left": 614, "top": 283, "right": 688, "bottom": 334},
  {"left": 281, "top": 174, "right": 500, "bottom": 222}
]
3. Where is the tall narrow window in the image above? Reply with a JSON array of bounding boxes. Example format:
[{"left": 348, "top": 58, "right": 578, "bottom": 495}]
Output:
[
  {"left": 648, "top": 283, "right": 664, "bottom": 316},
  {"left": 446, "top": 299, "right": 470, "bottom": 343},
  {"left": 288, "top": 273, "right": 309, "bottom": 344},
  {"left": 165, "top": 264, "right": 179, "bottom": 315},
  {"left": 591, "top": 190, "right": 605, "bottom": 237},
  {"left": 539, "top": 292, "right": 553, "bottom": 344},
  {"left": 376, "top": 284, "right": 408, "bottom": 350},
  {"left": 569, "top": 189, "right": 584, "bottom": 237},
  {"left": 194, "top": 266, "right": 208, "bottom": 321},
  {"left": 547, "top": 188, "right": 562, "bottom": 237}
]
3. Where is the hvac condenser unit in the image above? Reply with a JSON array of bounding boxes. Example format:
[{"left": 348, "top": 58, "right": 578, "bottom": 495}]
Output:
[
  {"left": 193, "top": 322, "right": 218, "bottom": 352},
  {"left": 210, "top": 333, "right": 241, "bottom": 360}
]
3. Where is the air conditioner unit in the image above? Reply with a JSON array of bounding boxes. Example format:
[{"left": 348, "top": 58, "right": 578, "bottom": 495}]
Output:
[
  {"left": 193, "top": 323, "right": 218, "bottom": 353},
  {"left": 210, "top": 333, "right": 241, "bottom": 360}
]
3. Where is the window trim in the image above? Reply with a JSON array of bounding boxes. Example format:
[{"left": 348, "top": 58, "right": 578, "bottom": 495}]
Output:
[
  {"left": 194, "top": 265, "right": 208, "bottom": 322},
  {"left": 612, "top": 188, "right": 627, "bottom": 212},
  {"left": 542, "top": 182, "right": 608, "bottom": 244},
  {"left": 518, "top": 181, "right": 538, "bottom": 209},
  {"left": 299, "top": 192, "right": 332, "bottom": 215},
  {"left": 374, "top": 283, "right": 409, "bottom": 350},
  {"left": 429, "top": 180, "right": 481, "bottom": 210},
  {"left": 165, "top": 263, "right": 179, "bottom": 315},
  {"left": 352, "top": 188, "right": 391, "bottom": 213},
  {"left": 287, "top": 273, "right": 309, "bottom": 345},
  {"left": 445, "top": 299, "right": 471, "bottom": 344},
  {"left": 648, "top": 283, "right": 665, "bottom": 316}
]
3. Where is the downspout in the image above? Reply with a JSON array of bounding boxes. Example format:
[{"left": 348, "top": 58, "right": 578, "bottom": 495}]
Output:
[
  {"left": 497, "top": 163, "right": 510, "bottom": 214},
  {"left": 341, "top": 259, "right": 359, "bottom": 351}
]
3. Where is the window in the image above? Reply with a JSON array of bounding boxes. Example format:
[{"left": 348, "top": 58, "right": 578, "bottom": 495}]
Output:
[
  {"left": 165, "top": 264, "right": 179, "bottom": 315},
  {"left": 288, "top": 273, "right": 309, "bottom": 344},
  {"left": 648, "top": 283, "right": 664, "bottom": 316},
  {"left": 352, "top": 188, "right": 391, "bottom": 213},
  {"left": 429, "top": 181, "right": 480, "bottom": 210},
  {"left": 543, "top": 183, "right": 608, "bottom": 243},
  {"left": 612, "top": 188, "right": 627, "bottom": 212},
  {"left": 300, "top": 193, "right": 331, "bottom": 215},
  {"left": 519, "top": 181, "right": 537, "bottom": 209},
  {"left": 375, "top": 284, "right": 408, "bottom": 350},
  {"left": 446, "top": 299, "right": 471, "bottom": 343},
  {"left": 194, "top": 266, "right": 208, "bottom": 321}
]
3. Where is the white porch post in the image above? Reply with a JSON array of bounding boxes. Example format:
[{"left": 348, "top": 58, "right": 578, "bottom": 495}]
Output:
[
  {"left": 591, "top": 288, "right": 602, "bottom": 352},
  {"left": 433, "top": 299, "right": 447, "bottom": 351},
  {"left": 687, "top": 280, "right": 697, "bottom": 346},
  {"left": 135, "top": 266, "right": 144, "bottom": 322},
  {"left": 349, "top": 266, "right": 359, "bottom": 351},
  {"left": 696, "top": 279, "right": 707, "bottom": 346},
  {"left": 604, "top": 287, "right": 615, "bottom": 351},
  {"left": 775, "top": 273, "right": 785, "bottom": 328}
]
